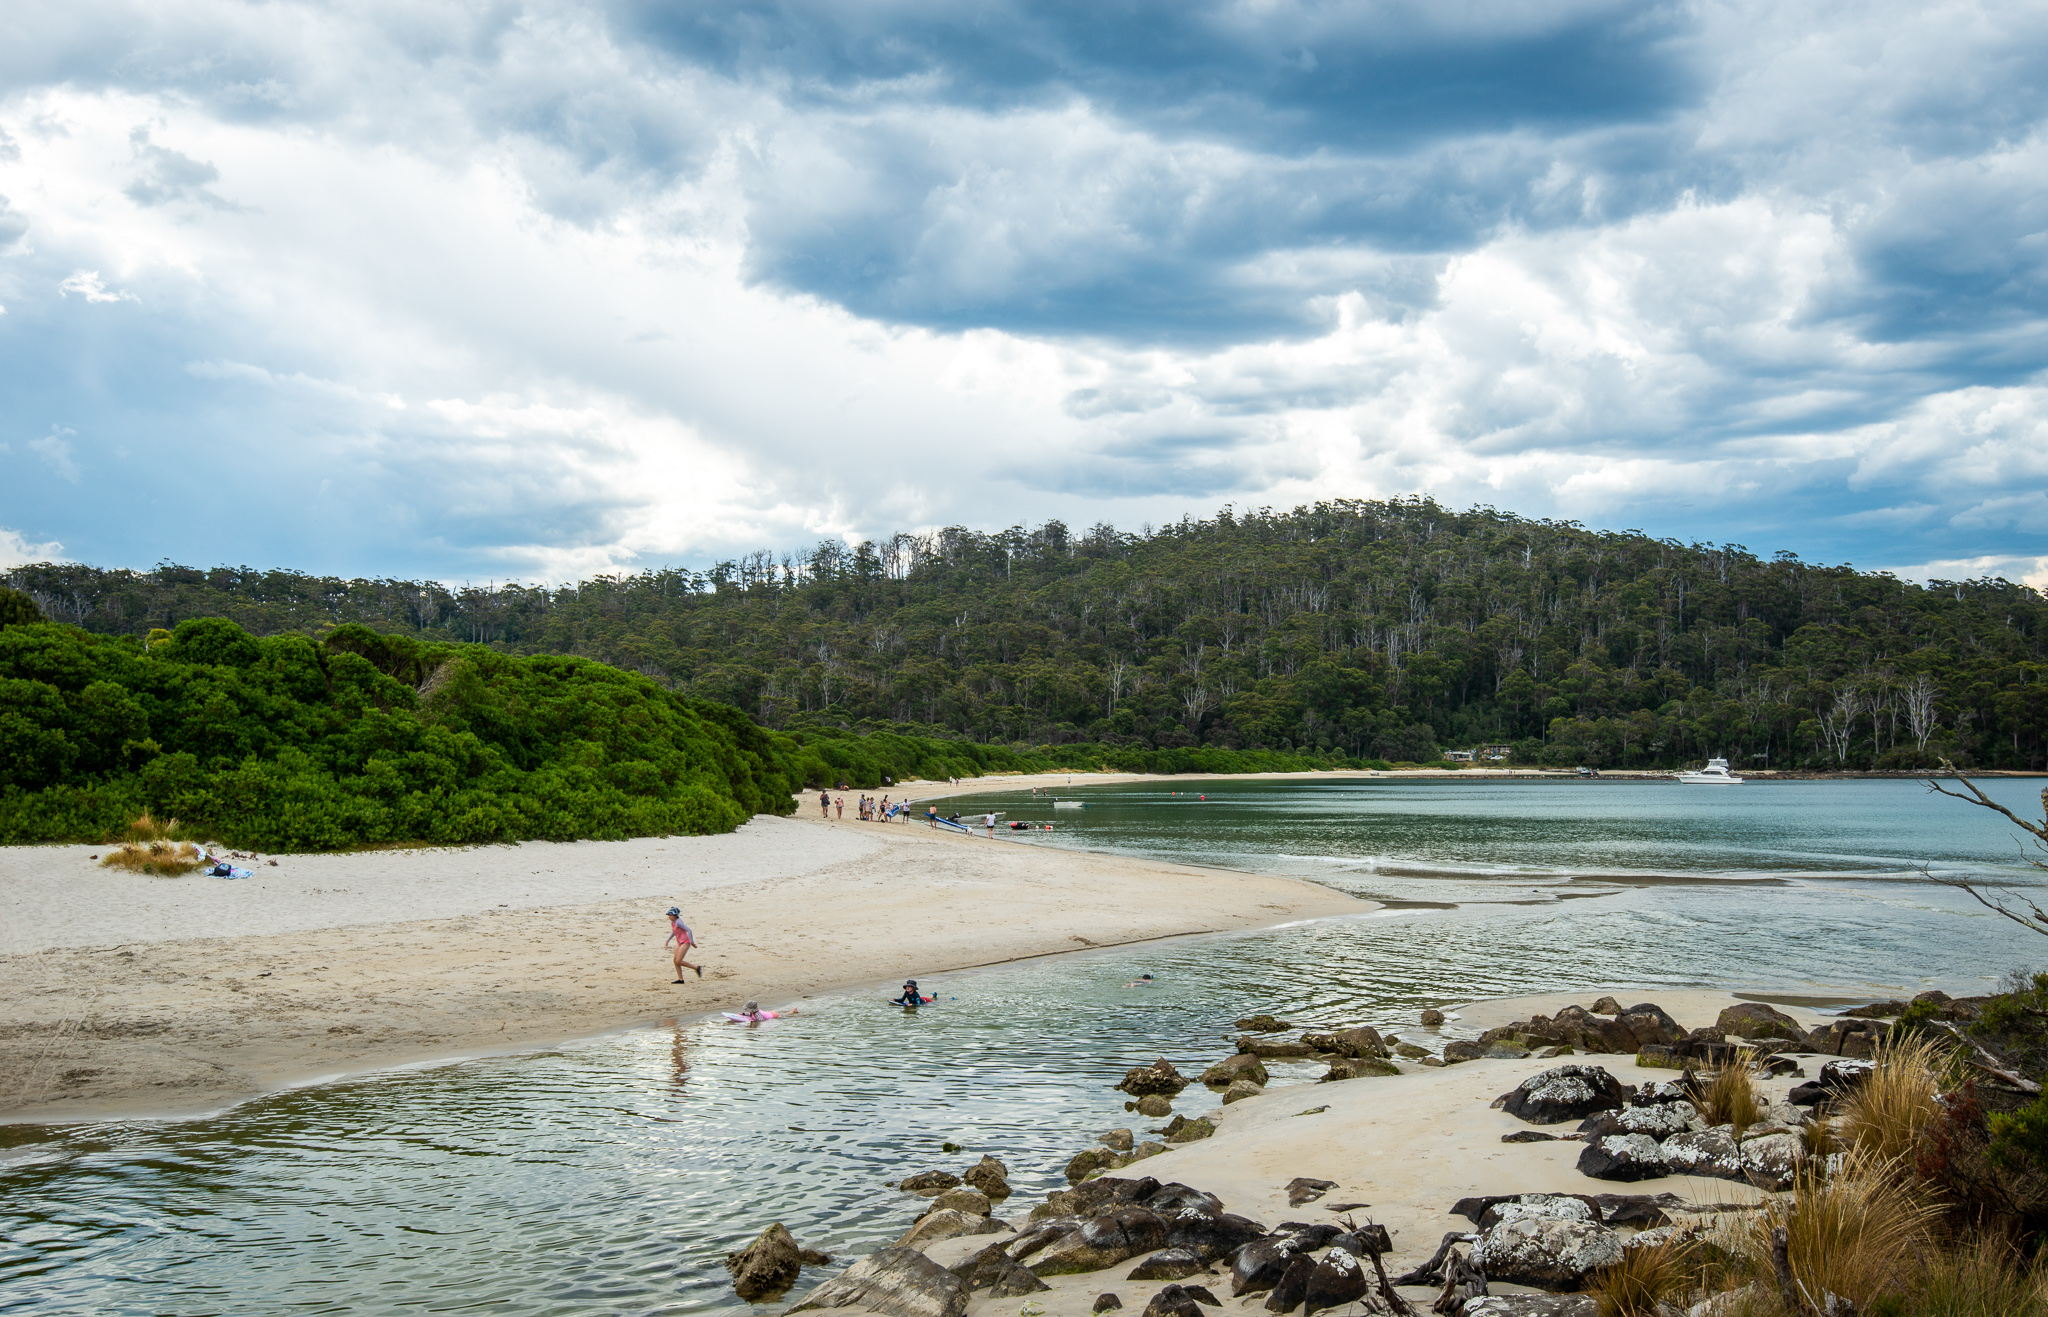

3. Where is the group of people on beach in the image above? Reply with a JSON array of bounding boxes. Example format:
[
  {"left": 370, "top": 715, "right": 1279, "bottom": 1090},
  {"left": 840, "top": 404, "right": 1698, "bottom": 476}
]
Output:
[{"left": 817, "top": 790, "right": 908, "bottom": 822}]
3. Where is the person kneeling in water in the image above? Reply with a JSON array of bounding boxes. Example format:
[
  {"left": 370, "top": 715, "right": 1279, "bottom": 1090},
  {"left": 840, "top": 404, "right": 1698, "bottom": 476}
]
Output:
[{"left": 891, "top": 979, "right": 935, "bottom": 1005}]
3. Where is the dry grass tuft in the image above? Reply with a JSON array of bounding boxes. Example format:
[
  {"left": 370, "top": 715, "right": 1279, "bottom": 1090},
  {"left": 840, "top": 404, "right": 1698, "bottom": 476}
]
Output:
[
  {"left": 1696, "top": 1050, "right": 1766, "bottom": 1132},
  {"left": 100, "top": 813, "right": 208, "bottom": 876},
  {"left": 1592, "top": 1237, "right": 1698, "bottom": 1317},
  {"left": 1839, "top": 1033, "right": 1946, "bottom": 1164},
  {"left": 1746, "top": 1153, "right": 1940, "bottom": 1311},
  {"left": 1906, "top": 1236, "right": 2048, "bottom": 1316}
]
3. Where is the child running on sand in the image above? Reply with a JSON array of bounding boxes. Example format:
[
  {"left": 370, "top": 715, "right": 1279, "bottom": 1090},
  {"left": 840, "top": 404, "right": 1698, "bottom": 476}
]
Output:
[{"left": 666, "top": 907, "right": 702, "bottom": 982}]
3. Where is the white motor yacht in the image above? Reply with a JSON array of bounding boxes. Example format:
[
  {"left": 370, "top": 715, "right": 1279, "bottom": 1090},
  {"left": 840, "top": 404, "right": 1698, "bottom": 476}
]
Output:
[{"left": 1677, "top": 756, "right": 1743, "bottom": 784}]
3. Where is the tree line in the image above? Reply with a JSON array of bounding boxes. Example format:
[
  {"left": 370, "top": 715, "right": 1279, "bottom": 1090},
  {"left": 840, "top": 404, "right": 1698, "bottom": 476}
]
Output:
[{"left": 9, "top": 497, "right": 2046, "bottom": 772}]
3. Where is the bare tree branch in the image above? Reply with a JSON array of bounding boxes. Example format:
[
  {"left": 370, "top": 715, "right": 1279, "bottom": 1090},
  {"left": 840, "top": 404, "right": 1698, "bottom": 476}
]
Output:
[{"left": 1922, "top": 761, "right": 2048, "bottom": 937}]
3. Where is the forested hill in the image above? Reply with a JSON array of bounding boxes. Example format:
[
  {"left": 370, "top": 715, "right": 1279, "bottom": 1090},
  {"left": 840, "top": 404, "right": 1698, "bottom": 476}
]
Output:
[{"left": 10, "top": 499, "right": 2047, "bottom": 771}]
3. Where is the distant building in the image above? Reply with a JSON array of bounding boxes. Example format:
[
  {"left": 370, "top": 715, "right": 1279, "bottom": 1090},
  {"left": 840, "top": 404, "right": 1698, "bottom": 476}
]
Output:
[
  {"left": 1444, "top": 749, "right": 1475, "bottom": 762},
  {"left": 1481, "top": 744, "right": 1512, "bottom": 760}
]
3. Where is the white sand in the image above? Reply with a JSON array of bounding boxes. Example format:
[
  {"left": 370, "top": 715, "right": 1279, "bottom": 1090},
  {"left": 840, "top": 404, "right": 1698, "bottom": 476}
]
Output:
[{"left": 0, "top": 810, "right": 1370, "bottom": 1122}]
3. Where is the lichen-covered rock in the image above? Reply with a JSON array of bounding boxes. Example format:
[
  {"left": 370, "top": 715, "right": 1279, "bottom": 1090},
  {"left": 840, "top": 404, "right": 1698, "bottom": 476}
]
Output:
[
  {"left": 898, "top": 1170, "right": 964, "bottom": 1195},
  {"left": 1164, "top": 1209, "right": 1265, "bottom": 1261},
  {"left": 1119, "top": 1059, "right": 1191, "bottom": 1098},
  {"left": 1161, "top": 1115, "right": 1216, "bottom": 1144},
  {"left": 1200, "top": 1053, "right": 1270, "bottom": 1087},
  {"left": 1502, "top": 1065, "right": 1628, "bottom": 1125},
  {"left": 1463, "top": 1297, "right": 1600, "bottom": 1315},
  {"left": 1716, "top": 1002, "right": 1804, "bottom": 1042},
  {"left": 1127, "top": 1248, "right": 1208, "bottom": 1281},
  {"left": 1661, "top": 1127, "right": 1744, "bottom": 1181},
  {"left": 1222, "top": 1079, "right": 1265, "bottom": 1104},
  {"left": 896, "top": 1209, "right": 1005, "bottom": 1251},
  {"left": 962, "top": 1155, "right": 1011, "bottom": 1200},
  {"left": 1739, "top": 1132, "right": 1801, "bottom": 1191},
  {"left": 1068, "top": 1148, "right": 1121, "bottom": 1183},
  {"left": 1482, "top": 1194, "right": 1594, "bottom": 1227},
  {"left": 1442, "top": 1039, "right": 1489, "bottom": 1063},
  {"left": 1632, "top": 1080, "right": 1691, "bottom": 1107},
  {"left": 790, "top": 1247, "right": 971, "bottom": 1317},
  {"left": 1394, "top": 1042, "right": 1431, "bottom": 1059},
  {"left": 1575, "top": 1134, "right": 1669, "bottom": 1182},
  {"left": 1581, "top": 1102, "right": 1695, "bottom": 1140},
  {"left": 726, "top": 1222, "right": 806, "bottom": 1301},
  {"left": 1300, "top": 1248, "right": 1370, "bottom": 1316},
  {"left": 1472, "top": 1217, "right": 1624, "bottom": 1290},
  {"left": 1228, "top": 1236, "right": 1303, "bottom": 1296},
  {"left": 1616, "top": 1003, "right": 1687, "bottom": 1048}
]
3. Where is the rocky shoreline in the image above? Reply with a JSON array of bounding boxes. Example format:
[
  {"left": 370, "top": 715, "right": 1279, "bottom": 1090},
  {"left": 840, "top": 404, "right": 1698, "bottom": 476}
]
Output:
[{"left": 711, "top": 989, "right": 1958, "bottom": 1317}]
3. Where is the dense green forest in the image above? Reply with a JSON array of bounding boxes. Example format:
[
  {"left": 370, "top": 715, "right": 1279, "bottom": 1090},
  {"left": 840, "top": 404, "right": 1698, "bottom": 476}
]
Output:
[
  {"left": 8, "top": 498, "right": 2047, "bottom": 773},
  {"left": 0, "top": 609, "right": 1340, "bottom": 849}
]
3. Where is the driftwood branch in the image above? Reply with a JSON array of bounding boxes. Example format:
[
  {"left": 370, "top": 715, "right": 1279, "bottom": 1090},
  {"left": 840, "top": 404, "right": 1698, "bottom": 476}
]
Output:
[
  {"left": 1771, "top": 1227, "right": 1805, "bottom": 1315},
  {"left": 1391, "top": 1231, "right": 1474, "bottom": 1286},
  {"left": 1354, "top": 1219, "right": 1415, "bottom": 1316}
]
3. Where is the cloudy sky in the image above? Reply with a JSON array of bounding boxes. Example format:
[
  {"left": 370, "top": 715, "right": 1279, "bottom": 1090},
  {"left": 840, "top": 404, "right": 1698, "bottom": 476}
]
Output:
[{"left": 3, "top": 0, "right": 2046, "bottom": 585}]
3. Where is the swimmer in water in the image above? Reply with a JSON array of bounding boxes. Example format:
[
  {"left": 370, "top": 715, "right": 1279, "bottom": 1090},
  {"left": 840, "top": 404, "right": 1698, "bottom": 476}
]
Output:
[
  {"left": 1123, "top": 973, "right": 1155, "bottom": 987},
  {"left": 891, "top": 979, "right": 935, "bottom": 1006},
  {"left": 733, "top": 999, "right": 799, "bottom": 1024},
  {"left": 665, "top": 907, "right": 702, "bottom": 982}
]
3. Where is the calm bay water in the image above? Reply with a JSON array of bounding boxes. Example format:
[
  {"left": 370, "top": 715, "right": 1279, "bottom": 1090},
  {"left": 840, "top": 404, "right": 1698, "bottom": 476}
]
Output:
[{"left": 5, "top": 776, "right": 2046, "bottom": 1315}]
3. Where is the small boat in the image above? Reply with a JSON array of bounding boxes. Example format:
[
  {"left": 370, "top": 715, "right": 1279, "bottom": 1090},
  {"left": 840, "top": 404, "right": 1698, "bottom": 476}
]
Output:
[
  {"left": 1677, "top": 757, "right": 1743, "bottom": 784},
  {"left": 1052, "top": 800, "right": 1085, "bottom": 810}
]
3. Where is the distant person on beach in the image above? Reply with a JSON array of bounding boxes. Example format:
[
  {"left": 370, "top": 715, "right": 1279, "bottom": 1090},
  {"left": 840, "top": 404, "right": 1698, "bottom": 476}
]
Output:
[
  {"left": 1124, "top": 973, "right": 1154, "bottom": 987},
  {"left": 665, "top": 907, "right": 702, "bottom": 982},
  {"left": 926, "top": 805, "right": 939, "bottom": 827},
  {"left": 835, "top": 795, "right": 844, "bottom": 819},
  {"left": 984, "top": 811, "right": 998, "bottom": 837},
  {"left": 818, "top": 790, "right": 830, "bottom": 818}
]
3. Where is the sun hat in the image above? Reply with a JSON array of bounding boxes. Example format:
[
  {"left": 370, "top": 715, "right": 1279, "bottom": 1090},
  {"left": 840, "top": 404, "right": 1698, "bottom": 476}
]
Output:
[
  {"left": 745, "top": 1000, "right": 760, "bottom": 1012},
  {"left": 666, "top": 907, "right": 681, "bottom": 917}
]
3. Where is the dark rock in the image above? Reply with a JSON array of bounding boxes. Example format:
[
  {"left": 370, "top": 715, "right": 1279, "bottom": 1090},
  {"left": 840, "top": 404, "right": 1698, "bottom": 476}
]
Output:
[
  {"left": 1227, "top": 1237, "right": 1300, "bottom": 1296},
  {"left": 1442, "top": 1040, "right": 1490, "bottom": 1063},
  {"left": 1094, "top": 1295, "right": 1123, "bottom": 1314},
  {"left": 1420, "top": 1008, "right": 1447, "bottom": 1026},
  {"left": 1161, "top": 1115, "right": 1216, "bottom": 1144},
  {"left": 1475, "top": 1195, "right": 1597, "bottom": 1231},
  {"left": 1575, "top": 1134, "right": 1669, "bottom": 1182},
  {"left": 1591, "top": 1194, "right": 1679, "bottom": 1228},
  {"left": 726, "top": 1223, "right": 805, "bottom": 1301},
  {"left": 1031, "top": 1207, "right": 1171, "bottom": 1276},
  {"left": 896, "top": 1209, "right": 1004, "bottom": 1250},
  {"left": 1501, "top": 1065, "right": 1628, "bottom": 1125},
  {"left": 1069, "top": 1176, "right": 1162, "bottom": 1215},
  {"left": 1471, "top": 1217, "right": 1623, "bottom": 1290},
  {"left": 1144, "top": 1284, "right": 1208, "bottom": 1317},
  {"left": 1128, "top": 1248, "right": 1209, "bottom": 1281},
  {"left": 1119, "top": 1059, "right": 1191, "bottom": 1098},
  {"left": 1100, "top": 1128, "right": 1136, "bottom": 1151},
  {"left": 1502, "top": 1130, "right": 1559, "bottom": 1143},
  {"left": 1300, "top": 1026, "right": 1388, "bottom": 1059},
  {"left": 1236, "top": 1015, "right": 1292, "bottom": 1033},
  {"left": 1183, "top": 1285, "right": 1220, "bottom": 1306},
  {"left": 1008, "top": 1217, "right": 1083, "bottom": 1260},
  {"left": 1590, "top": 996, "right": 1623, "bottom": 1016},
  {"left": 801, "top": 1250, "right": 834, "bottom": 1266},
  {"left": 1300, "top": 1249, "right": 1370, "bottom": 1316},
  {"left": 1222, "top": 1079, "right": 1265, "bottom": 1104},
  {"left": 1578, "top": 1102, "right": 1693, "bottom": 1140},
  {"left": 1145, "top": 1183, "right": 1224, "bottom": 1216},
  {"left": 962, "top": 1155, "right": 1011, "bottom": 1199},
  {"left": 1165, "top": 1210, "right": 1266, "bottom": 1261},
  {"left": 1285, "top": 1177, "right": 1336, "bottom": 1206},
  {"left": 1320, "top": 1056, "right": 1401, "bottom": 1081},
  {"left": 1634, "top": 1044, "right": 1685, "bottom": 1069},
  {"left": 951, "top": 1242, "right": 1050, "bottom": 1297},
  {"left": 1819, "top": 1058, "right": 1876, "bottom": 1092},
  {"left": 1631, "top": 1079, "right": 1690, "bottom": 1107},
  {"left": 1913, "top": 989, "right": 1952, "bottom": 1007},
  {"left": 1481, "top": 1044, "right": 1533, "bottom": 1060},
  {"left": 789, "top": 1247, "right": 971, "bottom": 1317},
  {"left": 1716, "top": 1003, "right": 1803, "bottom": 1042},
  {"left": 1740, "top": 1132, "right": 1801, "bottom": 1191},
  {"left": 1393, "top": 1042, "right": 1432, "bottom": 1059},
  {"left": 1067, "top": 1148, "right": 1121, "bottom": 1183},
  {"left": 1236, "top": 1036, "right": 1316, "bottom": 1059},
  {"left": 898, "top": 1170, "right": 963, "bottom": 1195},
  {"left": 1263, "top": 1254, "right": 1316, "bottom": 1313},
  {"left": 1331, "top": 1224, "right": 1393, "bottom": 1255},
  {"left": 1617, "top": 1003, "right": 1687, "bottom": 1048},
  {"left": 1450, "top": 1194, "right": 1521, "bottom": 1225},
  {"left": 1200, "top": 1053, "right": 1270, "bottom": 1087},
  {"left": 919, "top": 1187, "right": 993, "bottom": 1220},
  {"left": 1272, "top": 1223, "right": 1345, "bottom": 1251},
  {"left": 1841, "top": 1000, "right": 1908, "bottom": 1019}
]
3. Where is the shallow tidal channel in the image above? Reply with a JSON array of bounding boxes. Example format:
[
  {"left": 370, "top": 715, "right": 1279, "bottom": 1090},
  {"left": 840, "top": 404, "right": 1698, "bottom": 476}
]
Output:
[{"left": 5, "top": 776, "right": 2046, "bottom": 1315}]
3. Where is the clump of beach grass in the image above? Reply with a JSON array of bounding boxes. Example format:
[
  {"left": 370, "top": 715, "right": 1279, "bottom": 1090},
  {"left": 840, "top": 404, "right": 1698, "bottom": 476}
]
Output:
[
  {"left": 1900, "top": 1236, "right": 2048, "bottom": 1316},
  {"left": 1591, "top": 1237, "right": 1699, "bottom": 1317},
  {"left": 1695, "top": 1049, "right": 1766, "bottom": 1133},
  {"left": 1734, "top": 1154, "right": 1939, "bottom": 1313},
  {"left": 99, "top": 813, "right": 208, "bottom": 876},
  {"left": 1839, "top": 1033, "right": 1948, "bottom": 1164}
]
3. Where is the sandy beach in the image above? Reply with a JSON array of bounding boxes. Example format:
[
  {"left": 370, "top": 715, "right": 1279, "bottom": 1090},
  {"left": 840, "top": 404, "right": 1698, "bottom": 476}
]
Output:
[{"left": 0, "top": 801, "right": 1369, "bottom": 1124}]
